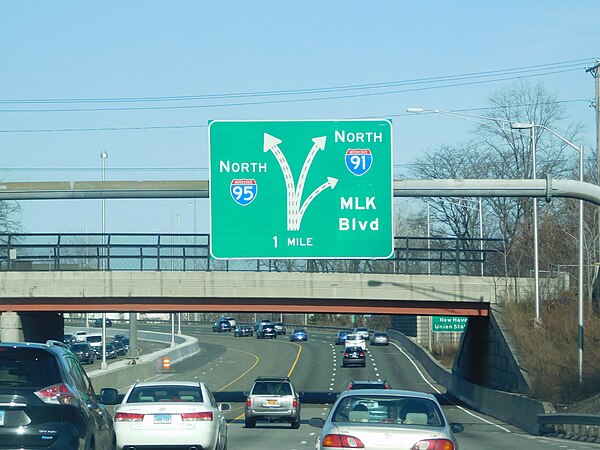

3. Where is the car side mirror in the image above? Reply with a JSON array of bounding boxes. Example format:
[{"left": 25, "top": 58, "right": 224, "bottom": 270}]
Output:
[
  {"left": 218, "top": 403, "right": 231, "bottom": 411},
  {"left": 99, "top": 387, "right": 120, "bottom": 405},
  {"left": 309, "top": 417, "right": 325, "bottom": 428},
  {"left": 450, "top": 423, "right": 464, "bottom": 433},
  {"left": 298, "top": 391, "right": 305, "bottom": 399},
  {"left": 243, "top": 391, "right": 249, "bottom": 397}
]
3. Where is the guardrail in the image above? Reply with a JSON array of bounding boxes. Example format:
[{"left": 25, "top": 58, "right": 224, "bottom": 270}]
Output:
[
  {"left": 0, "top": 232, "right": 505, "bottom": 276},
  {"left": 538, "top": 414, "right": 600, "bottom": 442}
]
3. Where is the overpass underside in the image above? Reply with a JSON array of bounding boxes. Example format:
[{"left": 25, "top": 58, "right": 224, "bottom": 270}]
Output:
[{"left": 0, "top": 270, "right": 527, "bottom": 316}]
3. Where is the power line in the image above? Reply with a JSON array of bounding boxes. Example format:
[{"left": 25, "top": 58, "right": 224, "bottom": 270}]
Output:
[{"left": 0, "top": 62, "right": 592, "bottom": 114}]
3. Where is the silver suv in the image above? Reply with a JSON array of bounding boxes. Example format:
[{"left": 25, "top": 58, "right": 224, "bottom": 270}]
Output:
[{"left": 244, "top": 376, "right": 302, "bottom": 428}]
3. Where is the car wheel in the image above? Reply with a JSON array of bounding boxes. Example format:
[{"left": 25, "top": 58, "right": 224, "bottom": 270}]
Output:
[
  {"left": 291, "top": 418, "right": 300, "bottom": 429},
  {"left": 245, "top": 417, "right": 256, "bottom": 428}
]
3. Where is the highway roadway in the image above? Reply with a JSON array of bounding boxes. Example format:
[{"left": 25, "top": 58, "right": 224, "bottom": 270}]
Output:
[{"left": 101, "top": 325, "right": 600, "bottom": 449}]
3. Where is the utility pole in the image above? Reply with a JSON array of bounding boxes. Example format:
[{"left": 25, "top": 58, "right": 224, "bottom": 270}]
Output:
[{"left": 586, "top": 61, "right": 600, "bottom": 278}]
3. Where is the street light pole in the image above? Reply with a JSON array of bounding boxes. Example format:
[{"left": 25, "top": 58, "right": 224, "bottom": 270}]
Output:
[
  {"left": 512, "top": 122, "right": 584, "bottom": 383},
  {"left": 510, "top": 123, "right": 541, "bottom": 326},
  {"left": 100, "top": 148, "right": 108, "bottom": 370}
]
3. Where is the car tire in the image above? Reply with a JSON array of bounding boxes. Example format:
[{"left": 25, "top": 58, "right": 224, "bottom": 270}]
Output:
[
  {"left": 291, "top": 418, "right": 300, "bottom": 429},
  {"left": 245, "top": 417, "right": 256, "bottom": 428}
]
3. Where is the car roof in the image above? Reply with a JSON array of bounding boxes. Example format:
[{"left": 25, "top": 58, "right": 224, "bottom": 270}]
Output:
[
  {"left": 337, "top": 389, "right": 436, "bottom": 401},
  {"left": 132, "top": 381, "right": 203, "bottom": 388}
]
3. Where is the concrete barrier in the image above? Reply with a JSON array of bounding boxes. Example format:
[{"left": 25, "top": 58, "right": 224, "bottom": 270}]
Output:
[
  {"left": 387, "top": 329, "right": 554, "bottom": 435},
  {"left": 66, "top": 327, "right": 201, "bottom": 391}
]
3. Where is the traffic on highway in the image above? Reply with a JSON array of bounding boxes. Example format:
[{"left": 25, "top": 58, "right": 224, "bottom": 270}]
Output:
[{"left": 72, "top": 319, "right": 600, "bottom": 450}]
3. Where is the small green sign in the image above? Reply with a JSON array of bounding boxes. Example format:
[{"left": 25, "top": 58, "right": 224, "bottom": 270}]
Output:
[
  {"left": 432, "top": 316, "right": 468, "bottom": 332},
  {"left": 208, "top": 120, "right": 393, "bottom": 259}
]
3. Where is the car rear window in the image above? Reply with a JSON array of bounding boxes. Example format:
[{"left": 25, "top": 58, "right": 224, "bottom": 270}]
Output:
[
  {"left": 333, "top": 395, "right": 444, "bottom": 427},
  {"left": 127, "top": 385, "right": 204, "bottom": 403},
  {"left": 0, "top": 348, "right": 61, "bottom": 388},
  {"left": 252, "top": 381, "right": 292, "bottom": 395}
]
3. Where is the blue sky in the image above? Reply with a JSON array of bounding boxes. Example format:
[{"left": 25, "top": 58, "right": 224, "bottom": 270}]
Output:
[{"left": 1, "top": 1, "right": 599, "bottom": 234}]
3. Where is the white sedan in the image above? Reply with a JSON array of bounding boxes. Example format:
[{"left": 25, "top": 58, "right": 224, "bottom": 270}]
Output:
[
  {"left": 345, "top": 333, "right": 366, "bottom": 350},
  {"left": 113, "top": 381, "right": 230, "bottom": 450}
]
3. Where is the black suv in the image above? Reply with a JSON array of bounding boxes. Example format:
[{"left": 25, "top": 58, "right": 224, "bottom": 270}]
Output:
[
  {"left": 256, "top": 323, "right": 277, "bottom": 339},
  {"left": 0, "top": 341, "right": 115, "bottom": 449}
]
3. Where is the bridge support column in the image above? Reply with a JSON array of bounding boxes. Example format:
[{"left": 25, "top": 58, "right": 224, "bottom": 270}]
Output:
[{"left": 1, "top": 312, "right": 24, "bottom": 342}]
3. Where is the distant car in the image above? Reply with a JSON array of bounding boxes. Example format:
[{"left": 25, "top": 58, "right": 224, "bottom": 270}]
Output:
[
  {"left": 370, "top": 331, "right": 390, "bottom": 346},
  {"left": 289, "top": 329, "right": 307, "bottom": 342},
  {"left": 74, "top": 330, "right": 88, "bottom": 342},
  {"left": 63, "top": 333, "right": 76, "bottom": 347},
  {"left": 114, "top": 334, "right": 130, "bottom": 352},
  {"left": 348, "top": 380, "right": 391, "bottom": 390},
  {"left": 309, "top": 390, "right": 463, "bottom": 450},
  {"left": 254, "top": 319, "right": 272, "bottom": 331},
  {"left": 70, "top": 342, "right": 96, "bottom": 365},
  {"left": 112, "top": 339, "right": 127, "bottom": 356},
  {"left": 234, "top": 324, "right": 253, "bottom": 337},
  {"left": 104, "top": 343, "right": 118, "bottom": 359},
  {"left": 108, "top": 381, "right": 231, "bottom": 450},
  {"left": 343, "top": 346, "right": 366, "bottom": 367},
  {"left": 257, "top": 323, "right": 277, "bottom": 339},
  {"left": 353, "top": 327, "right": 370, "bottom": 340},
  {"left": 345, "top": 333, "right": 366, "bottom": 350},
  {"left": 221, "top": 316, "right": 236, "bottom": 328},
  {"left": 335, "top": 330, "right": 352, "bottom": 345},
  {"left": 244, "top": 376, "right": 302, "bottom": 428},
  {"left": 86, "top": 334, "right": 103, "bottom": 356},
  {"left": 93, "top": 317, "right": 113, "bottom": 327},
  {"left": 212, "top": 320, "right": 232, "bottom": 332},
  {"left": 0, "top": 341, "right": 115, "bottom": 450},
  {"left": 274, "top": 322, "right": 287, "bottom": 335}
]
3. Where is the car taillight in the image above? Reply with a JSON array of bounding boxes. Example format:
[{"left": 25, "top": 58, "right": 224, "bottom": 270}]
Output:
[
  {"left": 359, "top": 352, "right": 365, "bottom": 357},
  {"left": 384, "top": 383, "right": 390, "bottom": 389},
  {"left": 114, "top": 412, "right": 145, "bottom": 422},
  {"left": 322, "top": 434, "right": 364, "bottom": 448},
  {"left": 182, "top": 411, "right": 213, "bottom": 421},
  {"left": 246, "top": 397, "right": 252, "bottom": 407},
  {"left": 411, "top": 439, "right": 455, "bottom": 450},
  {"left": 292, "top": 399, "right": 298, "bottom": 408},
  {"left": 34, "top": 383, "right": 77, "bottom": 405}
]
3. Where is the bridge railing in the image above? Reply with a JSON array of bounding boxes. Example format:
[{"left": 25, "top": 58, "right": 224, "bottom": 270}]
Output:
[{"left": 0, "top": 233, "right": 505, "bottom": 276}]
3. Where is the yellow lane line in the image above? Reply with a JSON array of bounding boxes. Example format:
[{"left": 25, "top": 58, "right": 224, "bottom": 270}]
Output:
[
  {"left": 217, "top": 348, "right": 260, "bottom": 392},
  {"left": 287, "top": 342, "right": 302, "bottom": 378}
]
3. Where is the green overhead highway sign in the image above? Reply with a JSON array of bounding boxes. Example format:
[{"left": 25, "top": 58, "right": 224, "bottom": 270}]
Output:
[
  {"left": 208, "top": 119, "right": 393, "bottom": 259},
  {"left": 432, "top": 316, "right": 468, "bottom": 332}
]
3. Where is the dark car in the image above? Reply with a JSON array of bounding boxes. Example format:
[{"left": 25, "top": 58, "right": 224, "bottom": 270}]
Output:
[
  {"left": 342, "top": 346, "right": 366, "bottom": 367},
  {"left": 212, "top": 319, "right": 232, "bottom": 332},
  {"left": 256, "top": 323, "right": 277, "bottom": 339},
  {"left": 70, "top": 342, "right": 96, "bottom": 365},
  {"left": 289, "top": 328, "right": 307, "bottom": 342},
  {"left": 104, "top": 343, "right": 118, "bottom": 359},
  {"left": 63, "top": 333, "right": 76, "bottom": 347},
  {"left": 234, "top": 324, "right": 253, "bottom": 337},
  {"left": 254, "top": 319, "right": 272, "bottom": 331},
  {"left": 93, "top": 317, "right": 113, "bottom": 327},
  {"left": 0, "top": 341, "right": 115, "bottom": 449},
  {"left": 274, "top": 322, "right": 287, "bottom": 335},
  {"left": 113, "top": 334, "right": 130, "bottom": 352},
  {"left": 335, "top": 330, "right": 352, "bottom": 345},
  {"left": 111, "top": 339, "right": 126, "bottom": 356}
]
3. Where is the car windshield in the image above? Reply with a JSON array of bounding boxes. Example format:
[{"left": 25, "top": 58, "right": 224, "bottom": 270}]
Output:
[
  {"left": 87, "top": 335, "right": 102, "bottom": 343},
  {"left": 127, "top": 385, "right": 203, "bottom": 403},
  {"left": 347, "top": 334, "right": 361, "bottom": 340},
  {"left": 332, "top": 395, "right": 444, "bottom": 427}
]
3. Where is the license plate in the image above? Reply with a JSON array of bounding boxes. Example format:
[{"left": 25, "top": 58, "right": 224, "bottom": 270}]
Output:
[
  {"left": 264, "top": 399, "right": 280, "bottom": 407},
  {"left": 153, "top": 414, "right": 171, "bottom": 424},
  {"left": 0, "top": 410, "right": 4, "bottom": 426}
]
